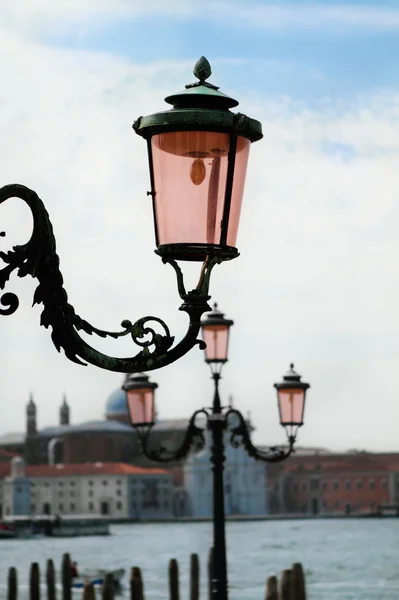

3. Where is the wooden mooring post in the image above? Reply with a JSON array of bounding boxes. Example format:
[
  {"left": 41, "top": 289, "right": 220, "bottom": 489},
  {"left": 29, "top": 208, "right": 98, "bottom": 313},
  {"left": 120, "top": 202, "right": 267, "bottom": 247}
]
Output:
[
  {"left": 190, "top": 553, "right": 200, "bottom": 600},
  {"left": 7, "top": 566, "right": 17, "bottom": 600},
  {"left": 46, "top": 559, "right": 56, "bottom": 600},
  {"left": 61, "top": 553, "right": 72, "bottom": 600},
  {"left": 168, "top": 559, "right": 179, "bottom": 600},
  {"left": 102, "top": 573, "right": 114, "bottom": 600},
  {"left": 130, "top": 566, "right": 144, "bottom": 600},
  {"left": 29, "top": 563, "right": 40, "bottom": 600},
  {"left": 83, "top": 582, "right": 96, "bottom": 600},
  {"left": 265, "top": 575, "right": 278, "bottom": 600}
]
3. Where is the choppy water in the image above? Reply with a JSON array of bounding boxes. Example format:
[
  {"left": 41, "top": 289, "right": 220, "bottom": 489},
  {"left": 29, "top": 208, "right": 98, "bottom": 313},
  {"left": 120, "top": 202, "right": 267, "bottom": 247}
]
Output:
[{"left": 0, "top": 519, "right": 398, "bottom": 599}]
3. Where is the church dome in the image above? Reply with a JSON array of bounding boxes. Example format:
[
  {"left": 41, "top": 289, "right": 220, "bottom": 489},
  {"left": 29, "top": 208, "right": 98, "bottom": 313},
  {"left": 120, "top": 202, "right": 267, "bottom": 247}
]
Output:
[{"left": 105, "top": 388, "right": 128, "bottom": 417}]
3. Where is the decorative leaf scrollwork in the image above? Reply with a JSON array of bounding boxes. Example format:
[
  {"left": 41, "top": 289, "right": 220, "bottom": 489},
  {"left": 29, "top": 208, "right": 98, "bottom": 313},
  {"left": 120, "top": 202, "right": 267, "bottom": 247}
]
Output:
[
  {"left": 0, "top": 292, "right": 19, "bottom": 316},
  {"left": 0, "top": 184, "right": 216, "bottom": 373},
  {"left": 225, "top": 409, "right": 295, "bottom": 463}
]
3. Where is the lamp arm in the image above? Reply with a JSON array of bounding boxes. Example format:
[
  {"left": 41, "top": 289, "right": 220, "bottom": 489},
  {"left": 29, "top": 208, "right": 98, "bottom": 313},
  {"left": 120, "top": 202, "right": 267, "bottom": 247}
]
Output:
[
  {"left": 0, "top": 184, "right": 216, "bottom": 373},
  {"left": 136, "top": 409, "right": 208, "bottom": 462},
  {"left": 225, "top": 408, "right": 295, "bottom": 463}
]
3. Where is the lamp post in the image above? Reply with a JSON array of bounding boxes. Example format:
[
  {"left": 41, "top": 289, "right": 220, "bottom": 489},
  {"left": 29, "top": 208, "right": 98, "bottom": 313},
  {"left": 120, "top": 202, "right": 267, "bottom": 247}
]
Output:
[
  {"left": 123, "top": 303, "right": 310, "bottom": 600},
  {"left": 0, "top": 57, "right": 262, "bottom": 374}
]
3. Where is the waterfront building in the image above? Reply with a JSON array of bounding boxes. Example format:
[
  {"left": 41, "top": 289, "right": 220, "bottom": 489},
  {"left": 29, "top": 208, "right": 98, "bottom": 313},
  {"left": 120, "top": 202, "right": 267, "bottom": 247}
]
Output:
[
  {"left": 267, "top": 449, "right": 399, "bottom": 515},
  {"left": 0, "top": 456, "right": 174, "bottom": 520},
  {"left": 184, "top": 427, "right": 267, "bottom": 517},
  {"left": 0, "top": 388, "right": 197, "bottom": 470}
]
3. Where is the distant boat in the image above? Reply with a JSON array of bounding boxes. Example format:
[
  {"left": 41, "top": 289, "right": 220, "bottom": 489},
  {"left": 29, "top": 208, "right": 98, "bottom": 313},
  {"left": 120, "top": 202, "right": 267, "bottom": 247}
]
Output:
[
  {"left": 0, "top": 523, "right": 16, "bottom": 539},
  {"left": 71, "top": 568, "right": 125, "bottom": 590}
]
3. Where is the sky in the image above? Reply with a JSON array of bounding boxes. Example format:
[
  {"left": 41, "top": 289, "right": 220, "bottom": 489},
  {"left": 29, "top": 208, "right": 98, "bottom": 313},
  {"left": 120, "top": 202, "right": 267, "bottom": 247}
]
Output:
[{"left": 1, "top": 0, "right": 399, "bottom": 452}]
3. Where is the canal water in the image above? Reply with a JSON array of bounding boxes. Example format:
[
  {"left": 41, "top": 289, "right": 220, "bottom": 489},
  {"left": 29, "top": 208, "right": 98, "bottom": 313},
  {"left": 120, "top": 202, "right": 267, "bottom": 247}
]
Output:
[{"left": 0, "top": 519, "right": 398, "bottom": 599}]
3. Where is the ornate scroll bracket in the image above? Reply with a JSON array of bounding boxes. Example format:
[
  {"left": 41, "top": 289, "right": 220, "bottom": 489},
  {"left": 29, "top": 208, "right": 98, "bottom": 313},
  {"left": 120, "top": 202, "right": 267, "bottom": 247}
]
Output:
[
  {"left": 225, "top": 409, "right": 295, "bottom": 463},
  {"left": 135, "top": 409, "right": 209, "bottom": 462},
  {"left": 133, "top": 405, "right": 295, "bottom": 465},
  {"left": 0, "top": 183, "right": 218, "bottom": 372}
]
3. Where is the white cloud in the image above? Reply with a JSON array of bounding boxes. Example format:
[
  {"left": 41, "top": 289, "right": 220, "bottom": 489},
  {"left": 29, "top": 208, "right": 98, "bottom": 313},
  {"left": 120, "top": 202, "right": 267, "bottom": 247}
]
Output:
[
  {"left": 3, "top": 1, "right": 399, "bottom": 37},
  {"left": 0, "top": 19, "right": 398, "bottom": 452}
]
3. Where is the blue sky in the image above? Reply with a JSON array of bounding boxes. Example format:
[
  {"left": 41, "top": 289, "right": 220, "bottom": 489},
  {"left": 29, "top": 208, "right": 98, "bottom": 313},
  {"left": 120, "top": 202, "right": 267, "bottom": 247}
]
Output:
[
  {"left": 38, "top": 1, "right": 399, "bottom": 99},
  {"left": 1, "top": 0, "right": 399, "bottom": 451}
]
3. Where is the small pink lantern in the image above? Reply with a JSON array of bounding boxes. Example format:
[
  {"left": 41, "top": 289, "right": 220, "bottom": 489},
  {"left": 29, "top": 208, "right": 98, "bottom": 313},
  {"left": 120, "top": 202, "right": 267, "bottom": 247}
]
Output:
[
  {"left": 200, "top": 303, "right": 234, "bottom": 365},
  {"left": 123, "top": 373, "right": 158, "bottom": 427},
  {"left": 274, "top": 364, "right": 310, "bottom": 436}
]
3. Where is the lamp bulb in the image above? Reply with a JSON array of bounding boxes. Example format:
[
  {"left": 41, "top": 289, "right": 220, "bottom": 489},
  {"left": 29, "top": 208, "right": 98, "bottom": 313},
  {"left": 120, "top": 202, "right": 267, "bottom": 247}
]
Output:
[{"left": 190, "top": 158, "right": 206, "bottom": 185}]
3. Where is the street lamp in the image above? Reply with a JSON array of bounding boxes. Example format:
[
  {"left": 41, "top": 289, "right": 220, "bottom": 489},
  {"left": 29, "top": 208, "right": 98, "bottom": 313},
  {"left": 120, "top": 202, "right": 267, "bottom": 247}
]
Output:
[
  {"left": 0, "top": 57, "right": 262, "bottom": 373},
  {"left": 123, "top": 303, "right": 310, "bottom": 600}
]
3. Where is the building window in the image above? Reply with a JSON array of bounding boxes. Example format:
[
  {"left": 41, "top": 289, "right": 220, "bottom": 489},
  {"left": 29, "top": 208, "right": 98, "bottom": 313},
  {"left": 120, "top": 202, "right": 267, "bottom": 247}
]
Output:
[
  {"left": 88, "top": 502, "right": 94, "bottom": 512},
  {"left": 293, "top": 482, "right": 298, "bottom": 491},
  {"left": 302, "top": 482, "right": 307, "bottom": 491},
  {"left": 31, "top": 504, "right": 35, "bottom": 512},
  {"left": 356, "top": 480, "right": 362, "bottom": 490},
  {"left": 70, "top": 503, "right": 75, "bottom": 511},
  {"left": 89, "top": 481, "right": 93, "bottom": 486},
  {"left": 333, "top": 480, "right": 339, "bottom": 491},
  {"left": 116, "top": 490, "right": 122, "bottom": 497},
  {"left": 334, "top": 501, "right": 340, "bottom": 508},
  {"left": 382, "top": 479, "right": 387, "bottom": 490},
  {"left": 117, "top": 502, "right": 122, "bottom": 510},
  {"left": 322, "top": 481, "right": 327, "bottom": 491},
  {"left": 102, "top": 480, "right": 108, "bottom": 486},
  {"left": 58, "top": 481, "right": 64, "bottom": 487},
  {"left": 369, "top": 479, "right": 375, "bottom": 490},
  {"left": 117, "top": 480, "right": 122, "bottom": 486},
  {"left": 44, "top": 482, "right": 49, "bottom": 488},
  {"left": 310, "top": 479, "right": 319, "bottom": 491},
  {"left": 345, "top": 480, "right": 351, "bottom": 491},
  {"left": 59, "top": 503, "right": 64, "bottom": 511}
]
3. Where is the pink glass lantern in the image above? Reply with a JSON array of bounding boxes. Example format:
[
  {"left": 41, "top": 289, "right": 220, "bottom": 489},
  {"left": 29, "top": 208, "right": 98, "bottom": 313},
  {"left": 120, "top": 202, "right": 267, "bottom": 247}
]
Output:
[
  {"left": 201, "top": 303, "right": 233, "bottom": 365},
  {"left": 123, "top": 373, "right": 158, "bottom": 427},
  {"left": 133, "top": 57, "right": 262, "bottom": 263},
  {"left": 274, "top": 364, "right": 310, "bottom": 435},
  {"left": 151, "top": 132, "right": 250, "bottom": 257}
]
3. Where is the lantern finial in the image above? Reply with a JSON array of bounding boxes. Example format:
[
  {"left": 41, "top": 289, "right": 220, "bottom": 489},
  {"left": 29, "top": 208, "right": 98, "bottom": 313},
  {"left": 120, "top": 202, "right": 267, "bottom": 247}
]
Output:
[
  {"left": 290, "top": 362, "right": 294, "bottom": 370},
  {"left": 193, "top": 56, "right": 212, "bottom": 83}
]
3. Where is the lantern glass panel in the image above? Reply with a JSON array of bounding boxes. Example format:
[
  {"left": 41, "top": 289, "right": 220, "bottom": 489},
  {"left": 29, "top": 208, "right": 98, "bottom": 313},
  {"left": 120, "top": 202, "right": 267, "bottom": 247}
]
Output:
[
  {"left": 151, "top": 132, "right": 250, "bottom": 249},
  {"left": 202, "top": 324, "right": 229, "bottom": 361},
  {"left": 126, "top": 389, "right": 155, "bottom": 426},
  {"left": 278, "top": 388, "right": 305, "bottom": 426}
]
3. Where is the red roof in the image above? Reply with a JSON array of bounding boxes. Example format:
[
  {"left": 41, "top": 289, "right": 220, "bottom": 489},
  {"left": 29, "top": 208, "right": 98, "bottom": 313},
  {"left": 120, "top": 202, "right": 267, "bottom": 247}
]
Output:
[{"left": 25, "top": 462, "right": 168, "bottom": 477}]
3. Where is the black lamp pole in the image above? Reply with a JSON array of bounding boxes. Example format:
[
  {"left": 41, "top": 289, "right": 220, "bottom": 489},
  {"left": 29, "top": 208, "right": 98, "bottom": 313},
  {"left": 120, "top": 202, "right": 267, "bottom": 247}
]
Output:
[
  {"left": 124, "top": 305, "right": 310, "bottom": 600},
  {"left": 209, "top": 371, "right": 228, "bottom": 598}
]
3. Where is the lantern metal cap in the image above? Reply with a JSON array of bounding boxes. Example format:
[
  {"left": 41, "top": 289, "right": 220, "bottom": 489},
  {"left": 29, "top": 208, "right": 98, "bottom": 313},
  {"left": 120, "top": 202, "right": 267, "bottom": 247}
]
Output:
[
  {"left": 201, "top": 302, "right": 234, "bottom": 328},
  {"left": 122, "top": 372, "right": 158, "bottom": 392},
  {"left": 133, "top": 57, "right": 263, "bottom": 143},
  {"left": 165, "top": 57, "right": 239, "bottom": 110},
  {"left": 274, "top": 363, "right": 310, "bottom": 391}
]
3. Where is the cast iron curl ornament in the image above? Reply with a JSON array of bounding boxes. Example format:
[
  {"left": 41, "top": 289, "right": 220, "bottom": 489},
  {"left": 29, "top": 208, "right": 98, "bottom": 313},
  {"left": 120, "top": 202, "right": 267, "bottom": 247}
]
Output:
[
  {"left": 0, "top": 184, "right": 216, "bottom": 371},
  {"left": 133, "top": 403, "right": 295, "bottom": 465},
  {"left": 0, "top": 57, "right": 263, "bottom": 373}
]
